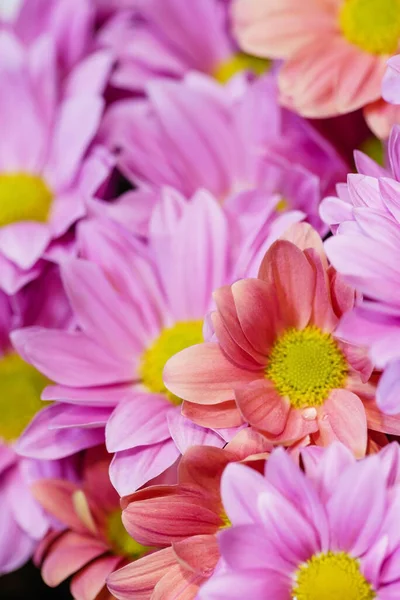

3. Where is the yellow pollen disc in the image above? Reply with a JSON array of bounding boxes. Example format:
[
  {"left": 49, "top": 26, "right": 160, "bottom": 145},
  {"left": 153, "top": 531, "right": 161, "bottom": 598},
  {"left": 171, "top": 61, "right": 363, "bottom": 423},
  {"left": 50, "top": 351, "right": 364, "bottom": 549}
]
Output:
[
  {"left": 0, "top": 173, "right": 52, "bottom": 226},
  {"left": 214, "top": 52, "right": 270, "bottom": 84},
  {"left": 0, "top": 352, "right": 51, "bottom": 442},
  {"left": 219, "top": 509, "right": 231, "bottom": 529},
  {"left": 139, "top": 320, "right": 204, "bottom": 405},
  {"left": 339, "top": 0, "right": 400, "bottom": 55},
  {"left": 106, "top": 510, "right": 152, "bottom": 558},
  {"left": 276, "top": 197, "right": 288, "bottom": 213},
  {"left": 292, "top": 551, "right": 376, "bottom": 600},
  {"left": 265, "top": 326, "right": 347, "bottom": 409}
]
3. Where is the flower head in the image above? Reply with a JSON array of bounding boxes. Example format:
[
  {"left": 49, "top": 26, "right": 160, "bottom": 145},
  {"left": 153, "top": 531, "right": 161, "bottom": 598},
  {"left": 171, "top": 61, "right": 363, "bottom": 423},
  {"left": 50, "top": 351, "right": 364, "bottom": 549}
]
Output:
[
  {"left": 102, "top": 73, "right": 347, "bottom": 234},
  {"left": 164, "top": 223, "right": 400, "bottom": 456},
  {"left": 200, "top": 442, "right": 400, "bottom": 599},
  {"left": 0, "top": 31, "right": 112, "bottom": 293},
  {"left": 32, "top": 446, "right": 152, "bottom": 599},
  {"left": 233, "top": 0, "right": 400, "bottom": 137}
]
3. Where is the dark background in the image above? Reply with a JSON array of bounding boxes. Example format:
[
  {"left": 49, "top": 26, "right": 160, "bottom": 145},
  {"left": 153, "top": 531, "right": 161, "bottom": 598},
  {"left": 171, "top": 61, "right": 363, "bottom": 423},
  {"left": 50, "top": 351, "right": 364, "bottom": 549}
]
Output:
[{"left": 0, "top": 562, "right": 72, "bottom": 599}]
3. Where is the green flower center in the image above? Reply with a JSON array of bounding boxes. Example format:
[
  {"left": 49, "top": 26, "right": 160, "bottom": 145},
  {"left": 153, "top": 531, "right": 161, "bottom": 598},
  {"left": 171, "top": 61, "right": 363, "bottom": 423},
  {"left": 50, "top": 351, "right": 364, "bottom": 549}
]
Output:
[
  {"left": 339, "top": 0, "right": 400, "bottom": 55},
  {"left": 139, "top": 320, "right": 203, "bottom": 405},
  {"left": 0, "top": 173, "right": 52, "bottom": 226},
  {"left": 265, "top": 326, "right": 347, "bottom": 409},
  {"left": 0, "top": 352, "right": 50, "bottom": 442},
  {"left": 106, "top": 510, "right": 152, "bottom": 558},
  {"left": 214, "top": 52, "right": 269, "bottom": 84},
  {"left": 292, "top": 552, "right": 376, "bottom": 600}
]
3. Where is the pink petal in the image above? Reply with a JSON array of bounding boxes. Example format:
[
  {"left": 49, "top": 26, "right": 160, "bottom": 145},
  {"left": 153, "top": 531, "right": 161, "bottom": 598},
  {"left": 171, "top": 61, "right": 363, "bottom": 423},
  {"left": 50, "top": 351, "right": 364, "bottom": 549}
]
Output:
[
  {"left": 221, "top": 462, "right": 268, "bottom": 526},
  {"left": 70, "top": 554, "right": 122, "bottom": 600},
  {"left": 106, "top": 393, "right": 172, "bottom": 453},
  {"left": 110, "top": 439, "right": 180, "bottom": 496},
  {"left": 173, "top": 535, "right": 219, "bottom": 577},
  {"left": 182, "top": 400, "right": 243, "bottom": 428},
  {"left": 167, "top": 411, "right": 224, "bottom": 455}
]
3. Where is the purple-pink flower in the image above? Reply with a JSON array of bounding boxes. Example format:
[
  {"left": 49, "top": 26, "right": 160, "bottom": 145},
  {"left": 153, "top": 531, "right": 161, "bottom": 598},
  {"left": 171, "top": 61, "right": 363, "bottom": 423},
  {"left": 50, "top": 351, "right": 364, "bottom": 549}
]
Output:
[
  {"left": 0, "top": 31, "right": 112, "bottom": 293},
  {"left": 102, "top": 72, "right": 348, "bottom": 235},
  {"left": 200, "top": 442, "right": 400, "bottom": 599}
]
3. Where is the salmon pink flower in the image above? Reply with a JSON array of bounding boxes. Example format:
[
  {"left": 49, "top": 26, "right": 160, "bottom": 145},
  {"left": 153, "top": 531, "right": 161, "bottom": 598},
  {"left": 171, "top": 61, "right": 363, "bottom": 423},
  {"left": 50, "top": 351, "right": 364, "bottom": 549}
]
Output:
[
  {"left": 32, "top": 446, "right": 153, "bottom": 600},
  {"left": 107, "top": 436, "right": 271, "bottom": 600},
  {"left": 200, "top": 442, "right": 400, "bottom": 599},
  {"left": 164, "top": 223, "right": 400, "bottom": 457},
  {"left": 233, "top": 0, "right": 400, "bottom": 137},
  {"left": 11, "top": 188, "right": 295, "bottom": 496},
  {"left": 0, "top": 31, "right": 112, "bottom": 293}
]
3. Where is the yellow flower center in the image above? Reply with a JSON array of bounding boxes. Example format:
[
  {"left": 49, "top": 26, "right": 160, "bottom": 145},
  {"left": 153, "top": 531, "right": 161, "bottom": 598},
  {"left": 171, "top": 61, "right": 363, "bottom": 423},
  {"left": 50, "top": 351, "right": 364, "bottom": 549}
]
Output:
[
  {"left": 214, "top": 52, "right": 269, "bottom": 84},
  {"left": 276, "top": 197, "right": 288, "bottom": 213},
  {"left": 265, "top": 327, "right": 347, "bottom": 409},
  {"left": 339, "top": 0, "right": 400, "bottom": 55},
  {"left": 0, "top": 173, "right": 52, "bottom": 226},
  {"left": 0, "top": 352, "right": 50, "bottom": 442},
  {"left": 292, "top": 552, "right": 376, "bottom": 600},
  {"left": 106, "top": 510, "right": 152, "bottom": 558},
  {"left": 139, "top": 320, "right": 204, "bottom": 405}
]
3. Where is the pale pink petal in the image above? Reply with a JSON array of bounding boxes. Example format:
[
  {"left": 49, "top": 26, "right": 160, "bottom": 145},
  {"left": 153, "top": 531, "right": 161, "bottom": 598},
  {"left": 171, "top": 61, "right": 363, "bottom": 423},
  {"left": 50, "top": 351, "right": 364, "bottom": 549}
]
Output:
[
  {"left": 110, "top": 440, "right": 180, "bottom": 496},
  {"left": 163, "top": 343, "right": 256, "bottom": 404},
  {"left": 221, "top": 462, "right": 268, "bottom": 525},
  {"left": 30, "top": 479, "right": 85, "bottom": 533},
  {"left": 0, "top": 223, "right": 51, "bottom": 270},
  {"left": 182, "top": 400, "right": 243, "bottom": 428},
  {"left": 173, "top": 535, "right": 219, "bottom": 577},
  {"left": 106, "top": 393, "right": 172, "bottom": 453},
  {"left": 317, "top": 389, "right": 368, "bottom": 457},
  {"left": 153, "top": 565, "right": 203, "bottom": 600},
  {"left": 167, "top": 411, "right": 224, "bottom": 455}
]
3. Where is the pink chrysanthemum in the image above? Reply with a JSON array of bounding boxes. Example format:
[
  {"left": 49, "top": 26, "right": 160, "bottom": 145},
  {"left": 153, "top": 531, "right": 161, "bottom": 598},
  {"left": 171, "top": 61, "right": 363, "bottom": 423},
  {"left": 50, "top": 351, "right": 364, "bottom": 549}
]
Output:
[
  {"left": 233, "top": 0, "right": 400, "bottom": 137},
  {"left": 33, "top": 446, "right": 153, "bottom": 600},
  {"left": 0, "top": 270, "right": 78, "bottom": 574},
  {"left": 11, "top": 189, "right": 298, "bottom": 496},
  {"left": 0, "top": 31, "right": 112, "bottom": 293},
  {"left": 98, "top": 0, "right": 268, "bottom": 91},
  {"left": 107, "top": 435, "right": 271, "bottom": 600},
  {"left": 101, "top": 73, "right": 347, "bottom": 235},
  {"left": 200, "top": 442, "right": 400, "bottom": 599},
  {"left": 164, "top": 223, "right": 400, "bottom": 457}
]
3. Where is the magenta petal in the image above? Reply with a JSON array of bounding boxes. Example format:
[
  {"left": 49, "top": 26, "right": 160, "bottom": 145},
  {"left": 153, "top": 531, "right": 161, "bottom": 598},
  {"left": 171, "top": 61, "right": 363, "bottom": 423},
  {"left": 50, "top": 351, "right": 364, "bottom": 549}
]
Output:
[
  {"left": 0, "top": 223, "right": 51, "bottom": 269},
  {"left": 221, "top": 463, "right": 268, "bottom": 526},
  {"left": 110, "top": 439, "right": 180, "bottom": 496},
  {"left": 377, "top": 361, "right": 400, "bottom": 415},
  {"left": 106, "top": 393, "right": 172, "bottom": 453}
]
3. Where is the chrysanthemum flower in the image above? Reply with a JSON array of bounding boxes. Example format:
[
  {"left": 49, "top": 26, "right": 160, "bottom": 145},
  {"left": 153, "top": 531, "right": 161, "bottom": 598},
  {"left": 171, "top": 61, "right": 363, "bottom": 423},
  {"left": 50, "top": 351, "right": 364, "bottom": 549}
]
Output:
[
  {"left": 1, "top": 0, "right": 96, "bottom": 79},
  {"left": 98, "top": 0, "right": 268, "bottom": 92},
  {"left": 0, "top": 31, "right": 112, "bottom": 293},
  {"left": 102, "top": 73, "right": 347, "bottom": 235},
  {"left": 11, "top": 189, "right": 296, "bottom": 496},
  {"left": 322, "top": 125, "right": 400, "bottom": 416},
  {"left": 164, "top": 224, "right": 400, "bottom": 456},
  {"left": 0, "top": 273, "right": 79, "bottom": 574},
  {"left": 32, "top": 446, "right": 153, "bottom": 600},
  {"left": 200, "top": 442, "right": 400, "bottom": 599},
  {"left": 233, "top": 0, "right": 400, "bottom": 137},
  {"left": 107, "top": 437, "right": 271, "bottom": 600}
]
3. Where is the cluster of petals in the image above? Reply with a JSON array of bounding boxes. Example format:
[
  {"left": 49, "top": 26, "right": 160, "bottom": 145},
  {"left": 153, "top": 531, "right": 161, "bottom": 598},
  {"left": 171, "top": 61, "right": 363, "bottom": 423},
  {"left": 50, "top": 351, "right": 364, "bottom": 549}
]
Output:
[
  {"left": 164, "top": 223, "right": 400, "bottom": 457},
  {"left": 233, "top": 0, "right": 400, "bottom": 137},
  {"left": 322, "top": 126, "right": 400, "bottom": 417},
  {"left": 107, "top": 435, "right": 272, "bottom": 600},
  {"left": 11, "top": 189, "right": 297, "bottom": 497},
  {"left": 101, "top": 72, "right": 347, "bottom": 235},
  {"left": 200, "top": 442, "right": 400, "bottom": 599}
]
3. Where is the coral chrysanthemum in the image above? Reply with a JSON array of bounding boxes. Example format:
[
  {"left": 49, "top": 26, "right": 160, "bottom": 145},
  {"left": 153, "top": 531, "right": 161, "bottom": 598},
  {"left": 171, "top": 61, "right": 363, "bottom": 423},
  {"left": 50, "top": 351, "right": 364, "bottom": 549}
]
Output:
[
  {"left": 107, "top": 437, "right": 271, "bottom": 600},
  {"left": 164, "top": 224, "right": 400, "bottom": 456},
  {"left": 233, "top": 0, "right": 400, "bottom": 137},
  {"left": 32, "top": 446, "right": 153, "bottom": 600},
  {"left": 200, "top": 443, "right": 400, "bottom": 599}
]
